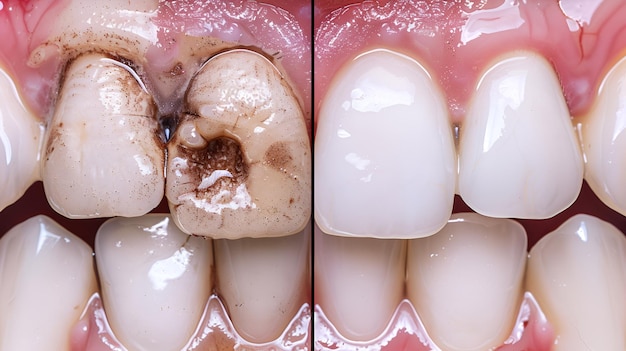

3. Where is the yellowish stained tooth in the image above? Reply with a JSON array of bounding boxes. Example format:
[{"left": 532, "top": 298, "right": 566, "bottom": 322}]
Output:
[
  {"left": 314, "top": 223, "right": 405, "bottom": 341},
  {"left": 166, "top": 49, "right": 311, "bottom": 239},
  {"left": 95, "top": 215, "right": 213, "bottom": 351},
  {"left": 42, "top": 54, "right": 165, "bottom": 218},
  {"left": 0, "top": 67, "right": 44, "bottom": 211},
  {"left": 0, "top": 215, "right": 97, "bottom": 350},
  {"left": 526, "top": 214, "right": 626, "bottom": 350},
  {"left": 458, "top": 52, "right": 583, "bottom": 219},
  {"left": 407, "top": 213, "right": 527, "bottom": 351},
  {"left": 582, "top": 57, "right": 626, "bottom": 216},
  {"left": 214, "top": 224, "right": 310, "bottom": 343},
  {"left": 314, "top": 48, "right": 456, "bottom": 239}
]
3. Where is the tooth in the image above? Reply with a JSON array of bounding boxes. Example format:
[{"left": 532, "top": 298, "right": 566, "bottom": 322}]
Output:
[
  {"left": 314, "top": 223, "right": 405, "bottom": 341},
  {"left": 214, "top": 224, "right": 310, "bottom": 343},
  {"left": 458, "top": 51, "right": 583, "bottom": 219},
  {"left": 0, "top": 66, "right": 44, "bottom": 211},
  {"left": 314, "top": 48, "right": 456, "bottom": 239},
  {"left": 166, "top": 49, "right": 311, "bottom": 239},
  {"left": 581, "top": 57, "right": 626, "bottom": 216},
  {"left": 95, "top": 214, "right": 213, "bottom": 351},
  {"left": 525, "top": 214, "right": 626, "bottom": 350},
  {"left": 0, "top": 215, "right": 97, "bottom": 350},
  {"left": 42, "top": 53, "right": 165, "bottom": 219},
  {"left": 406, "top": 213, "right": 527, "bottom": 351}
]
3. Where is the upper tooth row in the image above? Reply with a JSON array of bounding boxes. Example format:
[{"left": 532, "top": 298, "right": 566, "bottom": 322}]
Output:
[
  {"left": 0, "top": 49, "right": 311, "bottom": 239},
  {"left": 314, "top": 48, "right": 622, "bottom": 239}
]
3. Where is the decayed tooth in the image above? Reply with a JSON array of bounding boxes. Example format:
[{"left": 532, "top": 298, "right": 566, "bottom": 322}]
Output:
[
  {"left": 95, "top": 215, "right": 213, "bottom": 351},
  {"left": 166, "top": 49, "right": 311, "bottom": 239},
  {"left": 214, "top": 224, "right": 310, "bottom": 343},
  {"left": 407, "top": 213, "right": 527, "bottom": 351},
  {"left": 314, "top": 223, "right": 405, "bottom": 341},
  {"left": 0, "top": 66, "right": 44, "bottom": 211},
  {"left": 526, "top": 214, "right": 626, "bottom": 350},
  {"left": 0, "top": 215, "right": 97, "bottom": 350},
  {"left": 42, "top": 53, "right": 165, "bottom": 218},
  {"left": 314, "top": 48, "right": 456, "bottom": 239},
  {"left": 582, "top": 57, "right": 626, "bottom": 216},
  {"left": 458, "top": 51, "right": 583, "bottom": 219}
]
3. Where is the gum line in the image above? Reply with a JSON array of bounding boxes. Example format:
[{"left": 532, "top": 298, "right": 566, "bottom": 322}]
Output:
[
  {"left": 314, "top": 293, "right": 554, "bottom": 351},
  {"left": 314, "top": 0, "right": 626, "bottom": 124},
  {"left": 0, "top": 0, "right": 311, "bottom": 124},
  {"left": 72, "top": 293, "right": 311, "bottom": 351}
]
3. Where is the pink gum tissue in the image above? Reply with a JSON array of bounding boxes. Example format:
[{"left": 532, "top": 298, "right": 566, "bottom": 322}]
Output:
[{"left": 314, "top": 0, "right": 626, "bottom": 124}]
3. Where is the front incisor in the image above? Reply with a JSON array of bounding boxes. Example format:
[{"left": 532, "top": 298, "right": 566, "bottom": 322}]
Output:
[
  {"left": 166, "top": 50, "right": 311, "bottom": 239},
  {"left": 42, "top": 54, "right": 165, "bottom": 218}
]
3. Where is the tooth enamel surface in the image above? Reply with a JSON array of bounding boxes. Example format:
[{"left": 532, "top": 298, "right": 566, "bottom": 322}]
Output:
[
  {"left": 0, "top": 215, "right": 97, "bottom": 350},
  {"left": 0, "top": 66, "right": 44, "bottom": 212},
  {"left": 42, "top": 54, "right": 165, "bottom": 218},
  {"left": 214, "top": 225, "right": 310, "bottom": 343},
  {"left": 314, "top": 223, "right": 405, "bottom": 341},
  {"left": 166, "top": 49, "right": 311, "bottom": 239},
  {"left": 406, "top": 213, "right": 527, "bottom": 351},
  {"left": 315, "top": 49, "right": 456, "bottom": 239},
  {"left": 458, "top": 52, "right": 583, "bottom": 219},
  {"left": 95, "top": 215, "right": 213, "bottom": 351},
  {"left": 526, "top": 214, "right": 626, "bottom": 350},
  {"left": 582, "top": 57, "right": 626, "bottom": 216}
]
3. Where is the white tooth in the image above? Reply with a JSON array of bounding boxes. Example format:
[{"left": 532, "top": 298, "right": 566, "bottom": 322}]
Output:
[
  {"left": 525, "top": 214, "right": 626, "bottom": 350},
  {"left": 582, "top": 57, "right": 626, "bottom": 216},
  {"left": 42, "top": 54, "right": 165, "bottom": 218},
  {"left": 95, "top": 214, "right": 213, "bottom": 351},
  {"left": 166, "top": 49, "right": 311, "bottom": 239},
  {"left": 314, "top": 223, "right": 405, "bottom": 341},
  {"left": 314, "top": 48, "right": 456, "bottom": 239},
  {"left": 0, "top": 66, "right": 44, "bottom": 211},
  {"left": 407, "top": 213, "right": 527, "bottom": 351},
  {"left": 214, "top": 224, "right": 310, "bottom": 343},
  {"left": 0, "top": 215, "right": 97, "bottom": 350},
  {"left": 458, "top": 51, "right": 583, "bottom": 219}
]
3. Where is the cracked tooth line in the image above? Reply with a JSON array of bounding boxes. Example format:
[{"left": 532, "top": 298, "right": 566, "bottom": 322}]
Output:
[
  {"left": 458, "top": 51, "right": 583, "bottom": 219},
  {"left": 95, "top": 214, "right": 213, "bottom": 351},
  {"left": 407, "top": 213, "right": 527, "bottom": 351},
  {"left": 42, "top": 54, "right": 165, "bottom": 219},
  {"left": 167, "top": 49, "right": 311, "bottom": 239},
  {"left": 525, "top": 214, "right": 626, "bottom": 350},
  {"left": 0, "top": 215, "right": 97, "bottom": 350},
  {"left": 314, "top": 48, "right": 456, "bottom": 239}
]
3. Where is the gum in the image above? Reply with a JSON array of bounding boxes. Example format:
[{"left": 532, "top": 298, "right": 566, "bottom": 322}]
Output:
[
  {"left": 314, "top": 293, "right": 554, "bottom": 351},
  {"left": 314, "top": 0, "right": 626, "bottom": 124},
  {"left": 0, "top": 0, "right": 311, "bottom": 125}
]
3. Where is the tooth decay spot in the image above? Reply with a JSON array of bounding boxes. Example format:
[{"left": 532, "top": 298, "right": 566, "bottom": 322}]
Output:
[
  {"left": 264, "top": 141, "right": 293, "bottom": 171},
  {"left": 176, "top": 136, "right": 249, "bottom": 200}
]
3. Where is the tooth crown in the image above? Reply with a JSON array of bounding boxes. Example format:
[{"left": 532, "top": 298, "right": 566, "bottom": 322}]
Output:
[
  {"left": 42, "top": 54, "right": 165, "bottom": 218},
  {"left": 167, "top": 50, "right": 311, "bottom": 239}
]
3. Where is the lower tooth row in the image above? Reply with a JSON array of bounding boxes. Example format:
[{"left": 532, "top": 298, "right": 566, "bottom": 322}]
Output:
[
  {"left": 0, "top": 48, "right": 311, "bottom": 239},
  {"left": 315, "top": 213, "right": 626, "bottom": 350},
  {"left": 313, "top": 47, "right": 626, "bottom": 238},
  {"left": 0, "top": 214, "right": 310, "bottom": 350}
]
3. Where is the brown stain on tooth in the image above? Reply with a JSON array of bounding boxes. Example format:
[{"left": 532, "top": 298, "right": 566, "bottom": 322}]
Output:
[{"left": 264, "top": 141, "right": 293, "bottom": 171}]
